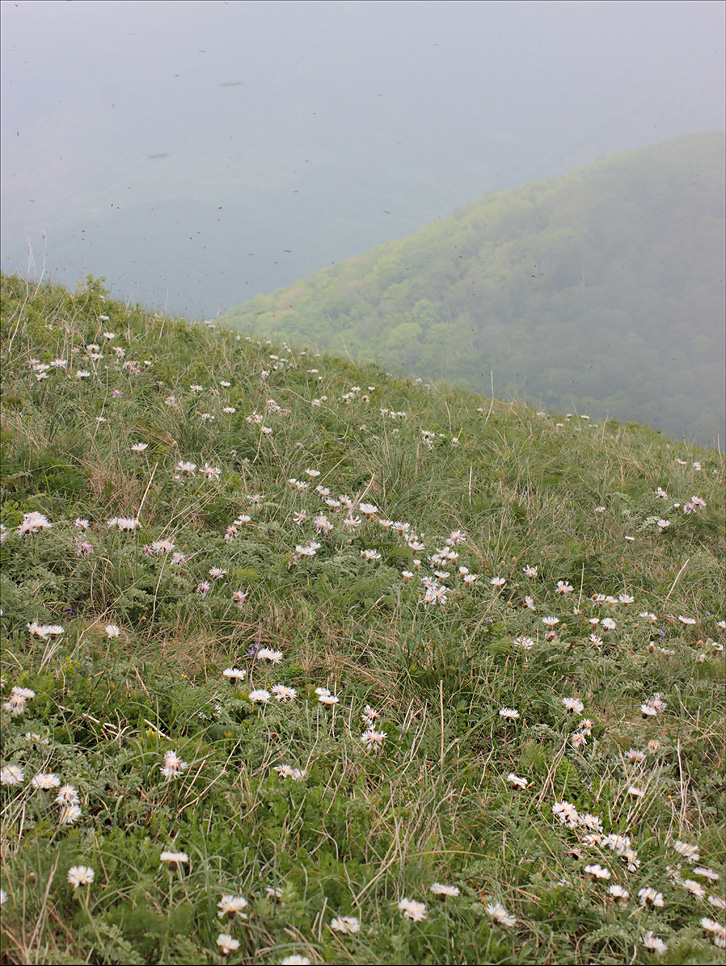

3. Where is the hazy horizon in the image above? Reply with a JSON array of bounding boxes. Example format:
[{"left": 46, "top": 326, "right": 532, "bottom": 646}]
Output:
[{"left": 1, "top": 0, "right": 724, "bottom": 316}]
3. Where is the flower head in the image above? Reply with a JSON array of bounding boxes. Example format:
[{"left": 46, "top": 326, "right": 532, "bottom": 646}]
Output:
[
  {"left": 67, "top": 866, "right": 94, "bottom": 889},
  {"left": 217, "top": 895, "right": 248, "bottom": 920},
  {"left": 216, "top": 934, "right": 240, "bottom": 955},
  {"left": 330, "top": 915, "right": 361, "bottom": 933},
  {"left": 398, "top": 897, "right": 427, "bottom": 921},
  {"left": 485, "top": 902, "right": 516, "bottom": 927}
]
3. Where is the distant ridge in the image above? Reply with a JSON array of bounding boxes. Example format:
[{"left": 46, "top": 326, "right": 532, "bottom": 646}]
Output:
[{"left": 223, "top": 132, "right": 725, "bottom": 445}]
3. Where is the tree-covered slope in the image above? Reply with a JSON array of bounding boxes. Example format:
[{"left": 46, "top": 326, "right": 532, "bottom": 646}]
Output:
[{"left": 223, "top": 132, "right": 725, "bottom": 445}]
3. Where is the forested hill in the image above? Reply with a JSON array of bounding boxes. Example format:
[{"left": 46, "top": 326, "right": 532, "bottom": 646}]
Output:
[{"left": 222, "top": 132, "right": 725, "bottom": 445}]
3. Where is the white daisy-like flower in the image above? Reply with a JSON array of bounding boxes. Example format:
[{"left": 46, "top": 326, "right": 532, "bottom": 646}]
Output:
[
  {"left": 361, "top": 728, "right": 387, "bottom": 751},
  {"left": 552, "top": 801, "right": 579, "bottom": 827},
  {"left": 506, "top": 773, "right": 528, "bottom": 789},
  {"left": 67, "top": 866, "right": 94, "bottom": 889},
  {"left": 271, "top": 684, "right": 297, "bottom": 702},
  {"left": 1, "top": 765, "right": 25, "bottom": 785},
  {"left": 398, "top": 897, "right": 427, "bottom": 921},
  {"left": 429, "top": 882, "right": 460, "bottom": 897},
  {"left": 601, "top": 617, "right": 616, "bottom": 630},
  {"left": 561, "top": 697, "right": 584, "bottom": 714},
  {"left": 216, "top": 933, "right": 240, "bottom": 955},
  {"left": 584, "top": 864, "right": 610, "bottom": 880},
  {"left": 638, "top": 886, "right": 664, "bottom": 907},
  {"left": 223, "top": 668, "right": 247, "bottom": 682},
  {"left": 32, "top": 772, "right": 61, "bottom": 790},
  {"left": 55, "top": 784, "right": 79, "bottom": 805},
  {"left": 280, "top": 957, "right": 311, "bottom": 966},
  {"left": 159, "top": 850, "right": 189, "bottom": 867},
  {"left": 693, "top": 867, "right": 720, "bottom": 881},
  {"left": 682, "top": 879, "right": 707, "bottom": 898},
  {"left": 485, "top": 901, "right": 517, "bottom": 927},
  {"left": 673, "top": 840, "right": 700, "bottom": 863},
  {"left": 105, "top": 624, "right": 121, "bottom": 638},
  {"left": 330, "top": 915, "right": 361, "bottom": 933},
  {"left": 490, "top": 576, "right": 507, "bottom": 588},
  {"left": 160, "top": 751, "right": 188, "bottom": 780},
  {"left": 523, "top": 566, "right": 538, "bottom": 578},
  {"left": 131, "top": 443, "right": 148, "bottom": 452},
  {"left": 59, "top": 804, "right": 83, "bottom": 824},
  {"left": 248, "top": 689, "right": 270, "bottom": 705},
  {"left": 257, "top": 648, "right": 284, "bottom": 663},
  {"left": 608, "top": 884, "right": 630, "bottom": 901},
  {"left": 556, "top": 581, "right": 574, "bottom": 595},
  {"left": 499, "top": 707, "right": 519, "bottom": 720},
  {"left": 642, "top": 932, "right": 668, "bottom": 955},
  {"left": 274, "top": 765, "right": 306, "bottom": 781},
  {"left": 542, "top": 616, "right": 559, "bottom": 627},
  {"left": 515, "top": 635, "right": 535, "bottom": 649},
  {"left": 318, "top": 692, "right": 339, "bottom": 705}
]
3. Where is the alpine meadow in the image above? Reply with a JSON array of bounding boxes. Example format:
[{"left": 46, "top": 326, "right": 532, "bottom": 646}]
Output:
[
  {"left": 222, "top": 133, "right": 725, "bottom": 447},
  {"left": 0, "top": 269, "right": 724, "bottom": 965}
]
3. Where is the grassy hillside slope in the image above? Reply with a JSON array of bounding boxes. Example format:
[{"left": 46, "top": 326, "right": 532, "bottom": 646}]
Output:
[
  {"left": 1, "top": 273, "right": 725, "bottom": 965},
  {"left": 222, "top": 132, "right": 726, "bottom": 446}
]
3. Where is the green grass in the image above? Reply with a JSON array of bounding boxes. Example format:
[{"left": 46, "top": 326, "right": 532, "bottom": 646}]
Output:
[{"left": 1, "top": 272, "right": 724, "bottom": 965}]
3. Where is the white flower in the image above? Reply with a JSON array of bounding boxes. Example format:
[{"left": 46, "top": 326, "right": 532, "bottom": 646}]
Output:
[
  {"left": 499, "top": 708, "right": 519, "bottom": 720},
  {"left": 257, "top": 648, "right": 284, "bottom": 663},
  {"left": 608, "top": 884, "right": 630, "bottom": 901},
  {"left": 429, "top": 882, "right": 460, "bottom": 897},
  {"left": 638, "top": 887, "right": 664, "bottom": 907},
  {"left": 131, "top": 443, "right": 148, "bottom": 452},
  {"left": 59, "top": 804, "right": 83, "bottom": 824},
  {"left": 490, "top": 576, "right": 507, "bottom": 588},
  {"left": 584, "top": 864, "right": 611, "bottom": 880},
  {"left": 159, "top": 850, "right": 189, "bottom": 866},
  {"left": 542, "top": 616, "right": 559, "bottom": 627},
  {"left": 485, "top": 902, "right": 516, "bottom": 927},
  {"left": 32, "top": 772, "right": 61, "bottom": 790},
  {"left": 506, "top": 773, "right": 528, "bottom": 789},
  {"left": 55, "top": 784, "right": 79, "bottom": 805},
  {"left": 1, "top": 765, "right": 25, "bottom": 785},
  {"left": 330, "top": 915, "right": 361, "bottom": 933},
  {"left": 160, "top": 751, "right": 188, "bottom": 780},
  {"left": 682, "top": 878, "right": 706, "bottom": 898},
  {"left": 67, "top": 866, "right": 94, "bottom": 888},
  {"left": 523, "top": 565, "right": 538, "bottom": 578},
  {"left": 398, "top": 897, "right": 427, "bottom": 921},
  {"left": 271, "top": 684, "right": 297, "bottom": 702},
  {"left": 361, "top": 728, "right": 387, "bottom": 751},
  {"left": 556, "top": 580, "right": 574, "bottom": 595},
  {"left": 105, "top": 624, "right": 121, "bottom": 638},
  {"left": 249, "top": 689, "right": 270, "bottom": 705},
  {"left": 223, "top": 668, "right": 247, "bottom": 682},
  {"left": 274, "top": 765, "right": 306, "bottom": 781},
  {"left": 216, "top": 934, "right": 240, "bottom": 955},
  {"left": 561, "top": 697, "right": 584, "bottom": 714},
  {"left": 673, "top": 840, "right": 700, "bottom": 863},
  {"left": 642, "top": 932, "right": 668, "bottom": 954},
  {"left": 280, "top": 957, "right": 311, "bottom": 966}
]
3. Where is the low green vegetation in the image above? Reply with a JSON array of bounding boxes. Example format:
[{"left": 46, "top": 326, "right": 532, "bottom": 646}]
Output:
[
  {"left": 1, "top": 272, "right": 724, "bottom": 965},
  {"left": 223, "top": 132, "right": 725, "bottom": 446}
]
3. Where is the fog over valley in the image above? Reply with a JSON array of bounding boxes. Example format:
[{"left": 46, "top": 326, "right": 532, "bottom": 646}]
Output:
[{"left": 2, "top": 1, "right": 724, "bottom": 316}]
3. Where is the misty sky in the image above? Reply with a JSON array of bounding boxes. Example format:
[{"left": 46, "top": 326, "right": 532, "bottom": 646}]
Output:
[{"left": 1, "top": 0, "right": 724, "bottom": 316}]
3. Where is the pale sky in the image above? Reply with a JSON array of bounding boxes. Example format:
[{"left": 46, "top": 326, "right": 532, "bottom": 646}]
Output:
[{"left": 2, "top": 0, "right": 724, "bottom": 314}]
